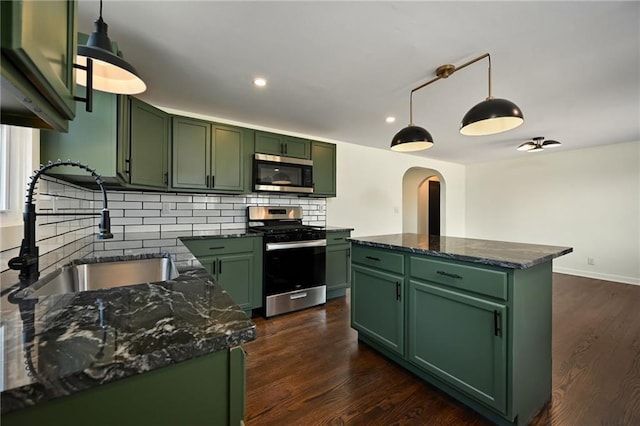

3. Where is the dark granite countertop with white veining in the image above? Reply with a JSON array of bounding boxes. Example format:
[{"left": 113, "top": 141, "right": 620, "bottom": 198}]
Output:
[
  {"left": 0, "top": 230, "right": 260, "bottom": 414},
  {"left": 349, "top": 234, "right": 572, "bottom": 269}
]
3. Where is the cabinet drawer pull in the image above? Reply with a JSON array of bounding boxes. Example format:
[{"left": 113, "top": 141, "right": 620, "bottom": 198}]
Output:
[
  {"left": 494, "top": 310, "right": 502, "bottom": 337},
  {"left": 333, "top": 237, "right": 344, "bottom": 241},
  {"left": 209, "top": 246, "right": 225, "bottom": 250},
  {"left": 396, "top": 281, "right": 401, "bottom": 301},
  {"left": 365, "top": 256, "right": 380, "bottom": 262},
  {"left": 437, "top": 270, "right": 463, "bottom": 279}
]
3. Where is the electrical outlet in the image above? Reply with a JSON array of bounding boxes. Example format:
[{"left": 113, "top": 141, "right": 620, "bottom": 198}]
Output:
[{"left": 587, "top": 257, "right": 595, "bottom": 266}]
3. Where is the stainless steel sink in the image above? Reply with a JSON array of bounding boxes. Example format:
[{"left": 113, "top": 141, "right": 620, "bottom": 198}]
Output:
[{"left": 18, "top": 257, "right": 180, "bottom": 299}]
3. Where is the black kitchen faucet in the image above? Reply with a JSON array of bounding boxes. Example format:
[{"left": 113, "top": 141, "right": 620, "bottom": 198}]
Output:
[{"left": 8, "top": 160, "right": 113, "bottom": 285}]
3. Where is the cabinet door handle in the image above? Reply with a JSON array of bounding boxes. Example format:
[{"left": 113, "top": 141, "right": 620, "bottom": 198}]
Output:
[
  {"left": 494, "top": 310, "right": 502, "bottom": 337},
  {"left": 437, "top": 270, "right": 463, "bottom": 279},
  {"left": 163, "top": 172, "right": 168, "bottom": 184},
  {"left": 212, "top": 260, "right": 216, "bottom": 275},
  {"left": 365, "top": 256, "right": 380, "bottom": 262},
  {"left": 396, "top": 281, "right": 401, "bottom": 301},
  {"left": 284, "top": 144, "right": 288, "bottom": 154},
  {"left": 206, "top": 175, "right": 210, "bottom": 187},
  {"left": 280, "top": 143, "right": 284, "bottom": 154},
  {"left": 333, "top": 237, "right": 344, "bottom": 241},
  {"left": 211, "top": 175, "right": 215, "bottom": 188},
  {"left": 125, "top": 158, "right": 131, "bottom": 174},
  {"left": 218, "top": 260, "right": 222, "bottom": 274},
  {"left": 347, "top": 248, "right": 351, "bottom": 258}
]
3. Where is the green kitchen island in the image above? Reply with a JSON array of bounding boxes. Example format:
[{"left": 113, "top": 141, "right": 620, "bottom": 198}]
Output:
[{"left": 349, "top": 233, "right": 572, "bottom": 426}]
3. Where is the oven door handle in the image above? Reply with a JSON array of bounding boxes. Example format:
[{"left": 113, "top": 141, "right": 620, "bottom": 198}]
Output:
[{"left": 265, "top": 239, "right": 327, "bottom": 251}]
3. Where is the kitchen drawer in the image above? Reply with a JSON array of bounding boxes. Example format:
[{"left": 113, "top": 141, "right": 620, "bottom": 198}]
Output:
[
  {"left": 352, "top": 245, "right": 404, "bottom": 275},
  {"left": 182, "top": 236, "right": 256, "bottom": 257},
  {"left": 327, "top": 231, "right": 351, "bottom": 246},
  {"left": 410, "top": 256, "right": 507, "bottom": 300}
]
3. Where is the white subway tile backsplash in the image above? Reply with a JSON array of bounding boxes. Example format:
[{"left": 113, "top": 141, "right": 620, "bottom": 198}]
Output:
[
  {"left": 160, "top": 224, "right": 192, "bottom": 232},
  {"left": 143, "top": 217, "right": 178, "bottom": 225},
  {"left": 125, "top": 193, "right": 161, "bottom": 202},
  {"left": 161, "top": 194, "right": 193, "bottom": 203},
  {"left": 1, "top": 177, "right": 325, "bottom": 281}
]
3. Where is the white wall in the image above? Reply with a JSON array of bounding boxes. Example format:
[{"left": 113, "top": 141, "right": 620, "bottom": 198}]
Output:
[
  {"left": 326, "top": 142, "right": 466, "bottom": 238},
  {"left": 465, "top": 141, "right": 640, "bottom": 285}
]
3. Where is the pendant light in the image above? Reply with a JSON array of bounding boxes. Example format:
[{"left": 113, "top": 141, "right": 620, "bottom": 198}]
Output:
[
  {"left": 459, "top": 55, "right": 523, "bottom": 135},
  {"left": 391, "top": 53, "right": 523, "bottom": 152},
  {"left": 391, "top": 87, "right": 434, "bottom": 152},
  {"left": 76, "top": 0, "right": 146, "bottom": 95}
]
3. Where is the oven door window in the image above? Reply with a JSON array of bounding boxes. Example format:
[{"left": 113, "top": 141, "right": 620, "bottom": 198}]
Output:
[{"left": 264, "top": 246, "right": 326, "bottom": 296}]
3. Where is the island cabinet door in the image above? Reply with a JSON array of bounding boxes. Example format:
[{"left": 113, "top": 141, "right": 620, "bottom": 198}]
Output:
[
  {"left": 351, "top": 264, "right": 404, "bottom": 356},
  {"left": 408, "top": 280, "right": 508, "bottom": 414}
]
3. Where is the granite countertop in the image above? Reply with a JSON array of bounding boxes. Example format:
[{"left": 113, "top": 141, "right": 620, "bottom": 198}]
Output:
[
  {"left": 349, "top": 233, "right": 573, "bottom": 269},
  {"left": 0, "top": 230, "right": 260, "bottom": 414},
  {"left": 324, "top": 226, "right": 354, "bottom": 233}
]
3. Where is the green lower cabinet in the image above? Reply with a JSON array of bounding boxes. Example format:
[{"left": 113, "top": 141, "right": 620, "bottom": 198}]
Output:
[
  {"left": 351, "top": 264, "right": 404, "bottom": 356},
  {"left": 2, "top": 347, "right": 246, "bottom": 426},
  {"left": 200, "top": 253, "right": 254, "bottom": 311},
  {"left": 408, "top": 280, "right": 507, "bottom": 413},
  {"left": 351, "top": 242, "right": 554, "bottom": 425},
  {"left": 181, "top": 237, "right": 263, "bottom": 312},
  {"left": 326, "top": 231, "right": 351, "bottom": 298}
]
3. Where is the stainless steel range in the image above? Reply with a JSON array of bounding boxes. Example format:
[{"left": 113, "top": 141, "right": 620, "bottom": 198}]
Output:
[{"left": 248, "top": 206, "right": 326, "bottom": 318}]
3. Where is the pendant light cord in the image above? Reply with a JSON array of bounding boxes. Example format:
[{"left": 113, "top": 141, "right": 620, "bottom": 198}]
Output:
[{"left": 99, "top": 0, "right": 103, "bottom": 18}]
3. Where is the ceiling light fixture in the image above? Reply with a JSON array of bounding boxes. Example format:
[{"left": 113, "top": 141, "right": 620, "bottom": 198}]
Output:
[
  {"left": 254, "top": 78, "right": 267, "bottom": 87},
  {"left": 76, "top": 0, "right": 146, "bottom": 97},
  {"left": 385, "top": 116, "right": 396, "bottom": 123},
  {"left": 391, "top": 53, "right": 523, "bottom": 152},
  {"left": 517, "top": 136, "right": 562, "bottom": 153}
]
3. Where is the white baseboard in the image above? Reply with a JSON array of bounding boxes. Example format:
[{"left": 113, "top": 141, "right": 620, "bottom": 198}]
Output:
[{"left": 553, "top": 267, "right": 640, "bottom": 286}]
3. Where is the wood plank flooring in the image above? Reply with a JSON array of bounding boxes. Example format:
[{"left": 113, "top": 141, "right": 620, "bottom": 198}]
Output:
[{"left": 243, "top": 274, "right": 640, "bottom": 425}]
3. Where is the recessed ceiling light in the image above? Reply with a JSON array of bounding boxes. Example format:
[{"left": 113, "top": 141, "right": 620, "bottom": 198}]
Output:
[
  {"left": 254, "top": 78, "right": 267, "bottom": 87},
  {"left": 386, "top": 116, "right": 396, "bottom": 123}
]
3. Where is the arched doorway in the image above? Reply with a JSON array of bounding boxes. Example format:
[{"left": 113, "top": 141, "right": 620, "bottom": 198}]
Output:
[{"left": 402, "top": 167, "right": 445, "bottom": 235}]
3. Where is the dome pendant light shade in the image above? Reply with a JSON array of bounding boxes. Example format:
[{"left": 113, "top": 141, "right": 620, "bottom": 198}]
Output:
[
  {"left": 76, "top": 2, "right": 146, "bottom": 95},
  {"left": 391, "top": 125, "right": 434, "bottom": 152},
  {"left": 460, "top": 97, "right": 524, "bottom": 136}
]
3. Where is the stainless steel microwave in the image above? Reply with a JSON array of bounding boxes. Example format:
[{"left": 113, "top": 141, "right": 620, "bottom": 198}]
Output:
[{"left": 253, "top": 153, "right": 314, "bottom": 194}]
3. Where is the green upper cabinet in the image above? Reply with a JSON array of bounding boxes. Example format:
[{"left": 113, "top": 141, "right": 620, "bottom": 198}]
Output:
[
  {"left": 255, "top": 131, "right": 310, "bottom": 159},
  {"left": 40, "top": 87, "right": 119, "bottom": 185},
  {"left": 311, "top": 141, "right": 336, "bottom": 197},
  {"left": 129, "top": 97, "right": 170, "bottom": 188},
  {"left": 172, "top": 117, "right": 253, "bottom": 193},
  {"left": 41, "top": 93, "right": 169, "bottom": 189},
  {"left": 172, "top": 117, "right": 210, "bottom": 190},
  {"left": 212, "top": 125, "right": 244, "bottom": 191},
  {"left": 1, "top": 0, "right": 77, "bottom": 132}
]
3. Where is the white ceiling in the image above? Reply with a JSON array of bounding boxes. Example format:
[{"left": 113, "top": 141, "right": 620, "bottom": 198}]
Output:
[{"left": 78, "top": 1, "right": 640, "bottom": 164}]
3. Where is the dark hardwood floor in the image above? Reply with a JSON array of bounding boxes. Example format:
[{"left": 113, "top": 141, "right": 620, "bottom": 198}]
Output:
[{"left": 244, "top": 274, "right": 640, "bottom": 425}]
